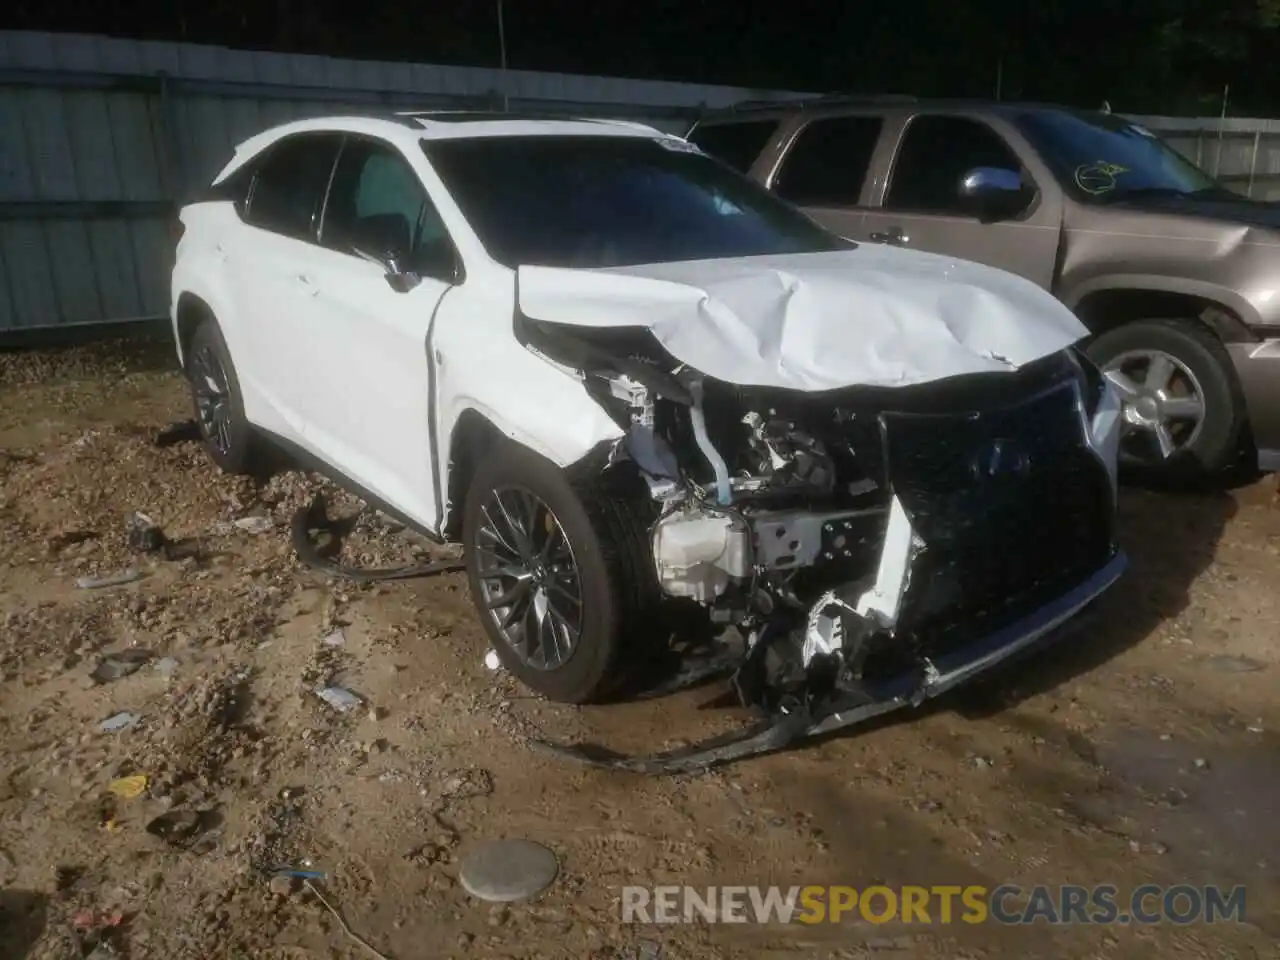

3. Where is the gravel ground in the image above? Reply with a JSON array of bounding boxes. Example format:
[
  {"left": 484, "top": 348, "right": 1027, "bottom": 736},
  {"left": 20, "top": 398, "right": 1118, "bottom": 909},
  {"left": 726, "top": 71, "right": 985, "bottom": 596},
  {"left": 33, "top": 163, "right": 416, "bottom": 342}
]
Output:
[{"left": 0, "top": 340, "right": 1277, "bottom": 960}]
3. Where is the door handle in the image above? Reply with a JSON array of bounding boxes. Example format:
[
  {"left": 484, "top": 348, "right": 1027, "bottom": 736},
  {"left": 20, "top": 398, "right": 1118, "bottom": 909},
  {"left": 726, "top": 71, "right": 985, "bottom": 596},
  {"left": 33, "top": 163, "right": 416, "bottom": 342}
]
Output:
[
  {"left": 869, "top": 227, "right": 909, "bottom": 245},
  {"left": 296, "top": 273, "right": 319, "bottom": 296}
]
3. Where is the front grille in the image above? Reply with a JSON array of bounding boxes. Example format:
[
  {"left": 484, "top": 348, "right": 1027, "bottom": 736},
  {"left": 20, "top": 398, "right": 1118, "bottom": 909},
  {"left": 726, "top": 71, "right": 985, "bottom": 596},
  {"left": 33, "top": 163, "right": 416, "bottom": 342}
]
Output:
[{"left": 880, "top": 377, "right": 1115, "bottom": 653}]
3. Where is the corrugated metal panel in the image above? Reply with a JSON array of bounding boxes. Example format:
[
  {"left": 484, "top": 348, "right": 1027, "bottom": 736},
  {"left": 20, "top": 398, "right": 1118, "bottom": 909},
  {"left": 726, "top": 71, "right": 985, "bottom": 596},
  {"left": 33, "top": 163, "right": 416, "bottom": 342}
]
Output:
[
  {"left": 0, "top": 30, "right": 814, "bottom": 332},
  {"left": 87, "top": 218, "right": 144, "bottom": 318},
  {"left": 1, "top": 222, "right": 58, "bottom": 329},
  {"left": 132, "top": 218, "right": 172, "bottom": 316},
  {"left": 14, "top": 30, "right": 1274, "bottom": 330},
  {"left": 46, "top": 219, "right": 102, "bottom": 323},
  {"left": 64, "top": 90, "right": 121, "bottom": 199},
  {"left": 0, "top": 237, "right": 13, "bottom": 330},
  {"left": 107, "top": 93, "right": 164, "bottom": 200},
  {"left": 22, "top": 89, "right": 79, "bottom": 200},
  {"left": 0, "top": 88, "right": 35, "bottom": 201}
]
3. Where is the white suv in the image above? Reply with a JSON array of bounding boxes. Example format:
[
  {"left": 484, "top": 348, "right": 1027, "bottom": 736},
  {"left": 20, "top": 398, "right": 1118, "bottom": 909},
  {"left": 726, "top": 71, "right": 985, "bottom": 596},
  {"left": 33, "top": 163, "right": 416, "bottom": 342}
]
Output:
[{"left": 172, "top": 112, "right": 1126, "bottom": 739}]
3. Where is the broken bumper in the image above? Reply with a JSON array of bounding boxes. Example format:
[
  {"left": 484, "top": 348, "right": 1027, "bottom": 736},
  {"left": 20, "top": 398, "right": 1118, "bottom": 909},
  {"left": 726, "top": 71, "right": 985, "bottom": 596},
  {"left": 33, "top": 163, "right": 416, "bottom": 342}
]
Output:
[
  {"left": 530, "top": 549, "right": 1127, "bottom": 774},
  {"left": 808, "top": 548, "right": 1128, "bottom": 737}
]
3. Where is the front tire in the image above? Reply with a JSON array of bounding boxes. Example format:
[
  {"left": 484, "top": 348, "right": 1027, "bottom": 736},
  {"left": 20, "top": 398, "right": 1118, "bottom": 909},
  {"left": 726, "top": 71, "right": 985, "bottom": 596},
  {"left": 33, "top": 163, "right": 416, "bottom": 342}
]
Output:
[
  {"left": 1085, "top": 318, "right": 1245, "bottom": 479},
  {"left": 461, "top": 442, "right": 656, "bottom": 704},
  {"left": 185, "top": 318, "right": 259, "bottom": 475}
]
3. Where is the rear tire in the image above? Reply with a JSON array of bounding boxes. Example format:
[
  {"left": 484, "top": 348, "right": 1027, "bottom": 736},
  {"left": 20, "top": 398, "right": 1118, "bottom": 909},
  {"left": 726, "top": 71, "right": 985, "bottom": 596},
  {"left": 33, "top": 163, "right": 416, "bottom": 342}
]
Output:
[
  {"left": 1085, "top": 318, "right": 1244, "bottom": 480},
  {"left": 186, "top": 318, "right": 259, "bottom": 475},
  {"left": 462, "top": 441, "right": 657, "bottom": 704}
]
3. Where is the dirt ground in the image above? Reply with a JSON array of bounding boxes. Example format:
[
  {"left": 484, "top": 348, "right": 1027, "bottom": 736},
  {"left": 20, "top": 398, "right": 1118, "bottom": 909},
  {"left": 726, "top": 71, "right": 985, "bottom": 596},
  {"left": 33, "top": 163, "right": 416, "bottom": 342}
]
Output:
[{"left": 0, "top": 340, "right": 1277, "bottom": 960}]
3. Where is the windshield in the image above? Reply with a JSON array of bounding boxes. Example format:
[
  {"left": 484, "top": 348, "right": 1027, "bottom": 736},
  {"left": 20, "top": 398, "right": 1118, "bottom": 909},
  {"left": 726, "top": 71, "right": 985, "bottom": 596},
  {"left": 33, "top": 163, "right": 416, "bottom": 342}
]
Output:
[
  {"left": 422, "top": 135, "right": 847, "bottom": 268},
  {"left": 1014, "top": 110, "right": 1231, "bottom": 203}
]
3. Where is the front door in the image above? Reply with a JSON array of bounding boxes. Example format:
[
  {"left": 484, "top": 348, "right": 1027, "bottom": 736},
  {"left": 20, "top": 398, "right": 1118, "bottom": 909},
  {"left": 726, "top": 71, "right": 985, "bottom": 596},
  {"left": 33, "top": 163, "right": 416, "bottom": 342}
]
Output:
[
  {"left": 860, "top": 114, "right": 1062, "bottom": 288},
  {"left": 299, "top": 135, "right": 458, "bottom": 530}
]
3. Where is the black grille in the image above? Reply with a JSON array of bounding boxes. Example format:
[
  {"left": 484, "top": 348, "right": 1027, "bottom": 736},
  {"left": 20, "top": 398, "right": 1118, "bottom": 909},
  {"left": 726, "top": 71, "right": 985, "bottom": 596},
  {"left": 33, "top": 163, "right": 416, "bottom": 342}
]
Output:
[{"left": 880, "top": 377, "right": 1115, "bottom": 652}]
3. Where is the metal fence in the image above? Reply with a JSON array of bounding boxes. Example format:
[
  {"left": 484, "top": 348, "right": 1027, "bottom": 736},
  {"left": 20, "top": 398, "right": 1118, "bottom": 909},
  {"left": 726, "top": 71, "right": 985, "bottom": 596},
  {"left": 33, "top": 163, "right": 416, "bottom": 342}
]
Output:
[
  {"left": 4, "top": 31, "right": 1280, "bottom": 336},
  {"left": 1127, "top": 113, "right": 1280, "bottom": 202},
  {"left": 0, "top": 30, "right": 806, "bottom": 334}
]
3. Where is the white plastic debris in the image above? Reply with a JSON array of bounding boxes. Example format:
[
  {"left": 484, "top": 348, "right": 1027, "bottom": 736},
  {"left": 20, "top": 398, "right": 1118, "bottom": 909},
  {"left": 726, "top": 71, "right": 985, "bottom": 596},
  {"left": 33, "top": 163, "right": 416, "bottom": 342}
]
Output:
[
  {"left": 76, "top": 569, "right": 144, "bottom": 590},
  {"left": 314, "top": 686, "right": 362, "bottom": 713},
  {"left": 154, "top": 657, "right": 180, "bottom": 679},
  {"left": 99, "top": 712, "right": 140, "bottom": 732},
  {"left": 484, "top": 650, "right": 501, "bottom": 671},
  {"left": 459, "top": 839, "right": 559, "bottom": 902},
  {"left": 233, "top": 515, "right": 274, "bottom": 534},
  {"left": 322, "top": 630, "right": 347, "bottom": 648}
]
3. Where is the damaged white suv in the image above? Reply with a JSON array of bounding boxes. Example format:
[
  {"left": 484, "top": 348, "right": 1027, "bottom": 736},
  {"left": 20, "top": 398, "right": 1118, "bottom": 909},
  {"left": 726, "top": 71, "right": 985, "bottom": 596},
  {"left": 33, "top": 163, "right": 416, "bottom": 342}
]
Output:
[{"left": 172, "top": 113, "right": 1127, "bottom": 768}]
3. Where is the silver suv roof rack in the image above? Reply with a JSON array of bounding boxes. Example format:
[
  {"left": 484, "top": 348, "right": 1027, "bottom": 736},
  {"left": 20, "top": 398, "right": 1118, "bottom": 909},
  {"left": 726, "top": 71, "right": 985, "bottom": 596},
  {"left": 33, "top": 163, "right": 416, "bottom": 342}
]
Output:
[{"left": 712, "top": 93, "right": 920, "bottom": 114}]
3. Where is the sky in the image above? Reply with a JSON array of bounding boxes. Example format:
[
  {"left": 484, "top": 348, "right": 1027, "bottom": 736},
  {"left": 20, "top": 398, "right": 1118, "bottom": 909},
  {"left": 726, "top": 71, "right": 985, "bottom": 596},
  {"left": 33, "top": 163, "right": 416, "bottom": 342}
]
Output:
[
  {"left": 1, "top": 0, "right": 1050, "bottom": 93},
  {"left": 2, "top": 0, "right": 1272, "bottom": 114}
]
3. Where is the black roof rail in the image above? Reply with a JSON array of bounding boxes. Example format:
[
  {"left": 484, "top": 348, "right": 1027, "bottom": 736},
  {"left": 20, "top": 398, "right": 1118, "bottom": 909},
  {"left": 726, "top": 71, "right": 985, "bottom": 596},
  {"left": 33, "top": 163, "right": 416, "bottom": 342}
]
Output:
[
  {"left": 810, "top": 92, "right": 920, "bottom": 105},
  {"left": 396, "top": 109, "right": 672, "bottom": 126},
  {"left": 398, "top": 109, "right": 570, "bottom": 124},
  {"left": 706, "top": 92, "right": 920, "bottom": 115}
]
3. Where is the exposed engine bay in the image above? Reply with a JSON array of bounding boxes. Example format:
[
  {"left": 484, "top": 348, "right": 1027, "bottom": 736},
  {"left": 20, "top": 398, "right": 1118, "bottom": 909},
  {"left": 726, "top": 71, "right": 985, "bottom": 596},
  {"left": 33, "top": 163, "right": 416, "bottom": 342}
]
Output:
[{"left": 515, "top": 311, "right": 1127, "bottom": 773}]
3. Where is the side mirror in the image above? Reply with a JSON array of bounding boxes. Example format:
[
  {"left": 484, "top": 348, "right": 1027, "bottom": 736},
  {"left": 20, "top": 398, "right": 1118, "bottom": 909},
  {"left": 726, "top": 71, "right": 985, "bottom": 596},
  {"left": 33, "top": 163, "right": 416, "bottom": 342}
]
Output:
[
  {"left": 958, "top": 166, "right": 1030, "bottom": 221},
  {"left": 382, "top": 253, "right": 422, "bottom": 293},
  {"left": 350, "top": 245, "right": 422, "bottom": 292}
]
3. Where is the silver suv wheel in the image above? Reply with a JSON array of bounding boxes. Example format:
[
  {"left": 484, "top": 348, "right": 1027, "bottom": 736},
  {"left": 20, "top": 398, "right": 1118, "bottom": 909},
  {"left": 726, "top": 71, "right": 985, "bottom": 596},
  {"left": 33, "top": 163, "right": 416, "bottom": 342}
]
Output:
[{"left": 1102, "top": 348, "right": 1206, "bottom": 462}]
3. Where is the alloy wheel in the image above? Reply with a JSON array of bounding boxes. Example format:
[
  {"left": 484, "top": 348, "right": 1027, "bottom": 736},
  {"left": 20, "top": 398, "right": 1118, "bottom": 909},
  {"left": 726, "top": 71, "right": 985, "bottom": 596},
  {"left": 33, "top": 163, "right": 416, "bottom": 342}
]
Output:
[
  {"left": 1101, "top": 348, "right": 1206, "bottom": 463},
  {"left": 473, "top": 486, "right": 583, "bottom": 671},
  {"left": 190, "top": 345, "right": 233, "bottom": 457}
]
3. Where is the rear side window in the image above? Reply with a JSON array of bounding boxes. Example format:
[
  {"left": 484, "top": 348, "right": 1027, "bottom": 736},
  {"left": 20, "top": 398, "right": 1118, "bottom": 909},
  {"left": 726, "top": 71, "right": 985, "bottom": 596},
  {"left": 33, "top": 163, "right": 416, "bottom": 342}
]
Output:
[
  {"left": 245, "top": 133, "right": 342, "bottom": 240},
  {"left": 686, "top": 119, "right": 778, "bottom": 173},
  {"left": 772, "top": 116, "right": 884, "bottom": 206},
  {"left": 199, "top": 162, "right": 255, "bottom": 206}
]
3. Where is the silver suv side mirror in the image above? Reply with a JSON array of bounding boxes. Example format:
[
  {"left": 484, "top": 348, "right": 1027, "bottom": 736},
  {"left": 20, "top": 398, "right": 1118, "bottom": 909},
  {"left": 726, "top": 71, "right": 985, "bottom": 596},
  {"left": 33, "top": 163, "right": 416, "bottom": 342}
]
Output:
[{"left": 959, "top": 166, "right": 1024, "bottom": 197}]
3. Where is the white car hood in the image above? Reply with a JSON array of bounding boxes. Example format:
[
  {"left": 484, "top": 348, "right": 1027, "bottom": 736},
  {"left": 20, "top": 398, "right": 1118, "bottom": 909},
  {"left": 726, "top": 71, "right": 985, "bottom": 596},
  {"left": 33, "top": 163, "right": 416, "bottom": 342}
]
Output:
[{"left": 515, "top": 246, "right": 1088, "bottom": 391}]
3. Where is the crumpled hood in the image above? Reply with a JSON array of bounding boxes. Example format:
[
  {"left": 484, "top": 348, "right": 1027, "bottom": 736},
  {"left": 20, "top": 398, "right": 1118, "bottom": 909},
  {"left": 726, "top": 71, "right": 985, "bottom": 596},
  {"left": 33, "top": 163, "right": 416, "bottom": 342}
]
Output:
[{"left": 516, "top": 246, "right": 1089, "bottom": 391}]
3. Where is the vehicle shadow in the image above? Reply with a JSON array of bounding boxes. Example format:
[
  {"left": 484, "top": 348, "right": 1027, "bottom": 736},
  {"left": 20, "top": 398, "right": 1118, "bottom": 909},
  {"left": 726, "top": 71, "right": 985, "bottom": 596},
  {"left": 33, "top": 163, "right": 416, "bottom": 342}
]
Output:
[
  {"left": 0, "top": 890, "right": 48, "bottom": 960},
  {"left": 947, "top": 483, "right": 1237, "bottom": 719}
]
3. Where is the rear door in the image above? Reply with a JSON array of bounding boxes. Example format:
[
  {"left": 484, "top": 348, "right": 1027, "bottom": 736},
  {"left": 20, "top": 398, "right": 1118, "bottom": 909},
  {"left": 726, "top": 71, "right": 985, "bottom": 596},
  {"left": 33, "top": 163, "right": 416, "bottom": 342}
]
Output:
[
  {"left": 764, "top": 114, "right": 887, "bottom": 241},
  {"left": 859, "top": 113, "right": 1061, "bottom": 287},
  {"left": 228, "top": 132, "right": 343, "bottom": 437}
]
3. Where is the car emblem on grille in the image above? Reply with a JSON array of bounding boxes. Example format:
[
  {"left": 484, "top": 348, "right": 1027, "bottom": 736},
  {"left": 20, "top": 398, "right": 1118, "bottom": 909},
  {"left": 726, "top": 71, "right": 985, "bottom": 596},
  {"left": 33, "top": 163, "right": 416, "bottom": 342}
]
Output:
[{"left": 970, "top": 438, "right": 1031, "bottom": 479}]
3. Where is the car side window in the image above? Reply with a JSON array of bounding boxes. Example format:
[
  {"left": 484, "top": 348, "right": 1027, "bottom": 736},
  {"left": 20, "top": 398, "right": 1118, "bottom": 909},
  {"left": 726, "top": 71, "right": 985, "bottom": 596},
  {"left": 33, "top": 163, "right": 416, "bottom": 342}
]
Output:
[
  {"left": 322, "top": 138, "right": 454, "bottom": 278},
  {"left": 885, "top": 116, "right": 1023, "bottom": 215},
  {"left": 686, "top": 119, "right": 779, "bottom": 174},
  {"left": 772, "top": 116, "right": 884, "bottom": 207},
  {"left": 244, "top": 134, "right": 342, "bottom": 240}
]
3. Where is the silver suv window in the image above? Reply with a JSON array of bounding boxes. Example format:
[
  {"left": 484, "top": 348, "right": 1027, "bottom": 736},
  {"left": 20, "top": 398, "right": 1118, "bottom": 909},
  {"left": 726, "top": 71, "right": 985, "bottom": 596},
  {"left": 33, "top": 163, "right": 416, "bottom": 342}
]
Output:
[
  {"left": 772, "top": 116, "right": 884, "bottom": 207},
  {"left": 884, "top": 116, "right": 1021, "bottom": 215},
  {"left": 1014, "top": 110, "right": 1229, "bottom": 203},
  {"left": 686, "top": 119, "right": 779, "bottom": 173}
]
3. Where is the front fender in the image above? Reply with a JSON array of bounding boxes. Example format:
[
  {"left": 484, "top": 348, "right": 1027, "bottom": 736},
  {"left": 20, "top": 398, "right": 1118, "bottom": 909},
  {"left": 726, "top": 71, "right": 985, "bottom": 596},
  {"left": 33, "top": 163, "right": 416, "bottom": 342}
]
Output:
[
  {"left": 1061, "top": 274, "right": 1264, "bottom": 330},
  {"left": 442, "top": 394, "right": 623, "bottom": 472}
]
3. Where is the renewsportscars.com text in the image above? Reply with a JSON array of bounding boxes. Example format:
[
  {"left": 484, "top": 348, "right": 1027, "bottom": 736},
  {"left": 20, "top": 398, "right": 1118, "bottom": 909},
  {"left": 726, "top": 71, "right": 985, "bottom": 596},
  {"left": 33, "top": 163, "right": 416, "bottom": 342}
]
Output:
[{"left": 621, "top": 884, "right": 1247, "bottom": 926}]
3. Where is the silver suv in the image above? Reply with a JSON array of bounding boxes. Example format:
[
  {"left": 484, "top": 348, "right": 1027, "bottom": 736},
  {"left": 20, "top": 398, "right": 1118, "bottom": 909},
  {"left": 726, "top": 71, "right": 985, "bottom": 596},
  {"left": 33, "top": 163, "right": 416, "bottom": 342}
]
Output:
[{"left": 688, "top": 96, "right": 1280, "bottom": 481}]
